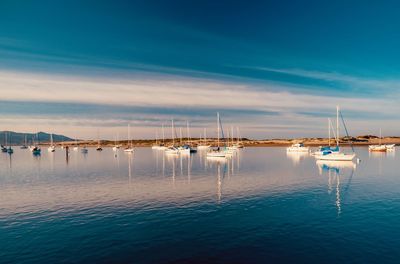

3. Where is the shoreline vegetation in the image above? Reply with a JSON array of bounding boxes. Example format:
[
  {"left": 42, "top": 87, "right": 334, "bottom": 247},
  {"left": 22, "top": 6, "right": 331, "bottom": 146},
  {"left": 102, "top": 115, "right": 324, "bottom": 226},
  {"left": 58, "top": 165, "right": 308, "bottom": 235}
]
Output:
[{"left": 38, "top": 135, "right": 400, "bottom": 147}]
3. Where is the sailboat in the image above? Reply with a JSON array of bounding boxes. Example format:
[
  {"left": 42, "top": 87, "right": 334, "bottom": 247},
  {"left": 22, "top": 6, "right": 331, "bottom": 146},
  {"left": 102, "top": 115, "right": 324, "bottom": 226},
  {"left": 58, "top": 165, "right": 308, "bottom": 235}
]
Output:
[
  {"left": 31, "top": 133, "right": 41, "bottom": 155},
  {"left": 96, "top": 129, "right": 103, "bottom": 151},
  {"left": 369, "top": 129, "right": 394, "bottom": 152},
  {"left": 165, "top": 119, "right": 179, "bottom": 155},
  {"left": 6, "top": 132, "right": 13, "bottom": 154},
  {"left": 197, "top": 128, "right": 211, "bottom": 149},
  {"left": 73, "top": 135, "right": 79, "bottom": 151},
  {"left": 1, "top": 144, "right": 7, "bottom": 153},
  {"left": 152, "top": 131, "right": 161, "bottom": 150},
  {"left": 112, "top": 134, "right": 120, "bottom": 151},
  {"left": 312, "top": 118, "right": 339, "bottom": 156},
  {"left": 207, "top": 113, "right": 227, "bottom": 158},
  {"left": 233, "top": 127, "right": 244, "bottom": 148},
  {"left": 20, "top": 134, "right": 28, "bottom": 149},
  {"left": 314, "top": 106, "right": 356, "bottom": 161},
  {"left": 48, "top": 133, "right": 56, "bottom": 152},
  {"left": 227, "top": 126, "right": 239, "bottom": 151},
  {"left": 178, "top": 121, "right": 197, "bottom": 154},
  {"left": 124, "top": 124, "right": 134, "bottom": 153},
  {"left": 2, "top": 132, "right": 9, "bottom": 153}
]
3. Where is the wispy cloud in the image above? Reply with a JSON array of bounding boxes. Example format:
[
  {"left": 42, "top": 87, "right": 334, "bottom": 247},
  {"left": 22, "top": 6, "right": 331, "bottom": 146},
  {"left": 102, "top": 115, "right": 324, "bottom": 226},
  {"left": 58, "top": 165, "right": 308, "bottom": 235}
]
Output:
[
  {"left": 1, "top": 68, "right": 400, "bottom": 139},
  {"left": 245, "top": 66, "right": 400, "bottom": 96}
]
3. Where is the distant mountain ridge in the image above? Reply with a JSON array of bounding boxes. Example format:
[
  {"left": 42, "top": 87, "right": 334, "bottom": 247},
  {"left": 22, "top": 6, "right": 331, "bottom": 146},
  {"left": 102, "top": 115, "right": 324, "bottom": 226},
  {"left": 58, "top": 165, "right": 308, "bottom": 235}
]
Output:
[{"left": 0, "top": 131, "right": 73, "bottom": 145}]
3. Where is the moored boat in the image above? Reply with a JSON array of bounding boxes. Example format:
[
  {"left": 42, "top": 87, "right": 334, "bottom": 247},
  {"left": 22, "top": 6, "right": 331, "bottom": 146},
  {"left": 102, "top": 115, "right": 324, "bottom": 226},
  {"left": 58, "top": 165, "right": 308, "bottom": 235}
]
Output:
[
  {"left": 314, "top": 106, "right": 356, "bottom": 161},
  {"left": 286, "top": 143, "right": 309, "bottom": 152}
]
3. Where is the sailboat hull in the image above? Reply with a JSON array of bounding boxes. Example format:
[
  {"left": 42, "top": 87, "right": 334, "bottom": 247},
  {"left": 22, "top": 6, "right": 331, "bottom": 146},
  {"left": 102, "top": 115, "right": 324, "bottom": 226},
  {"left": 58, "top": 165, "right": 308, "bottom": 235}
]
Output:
[{"left": 315, "top": 153, "right": 355, "bottom": 161}]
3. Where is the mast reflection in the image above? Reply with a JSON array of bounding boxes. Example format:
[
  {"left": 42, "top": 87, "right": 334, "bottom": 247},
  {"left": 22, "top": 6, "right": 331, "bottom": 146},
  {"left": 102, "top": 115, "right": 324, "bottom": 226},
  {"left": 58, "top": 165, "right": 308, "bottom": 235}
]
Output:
[{"left": 316, "top": 160, "right": 356, "bottom": 216}]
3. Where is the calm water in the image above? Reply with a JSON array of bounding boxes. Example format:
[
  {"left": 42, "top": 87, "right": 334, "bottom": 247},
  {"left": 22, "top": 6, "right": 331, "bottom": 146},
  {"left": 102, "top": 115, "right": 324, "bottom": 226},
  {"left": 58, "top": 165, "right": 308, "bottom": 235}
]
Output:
[{"left": 1, "top": 147, "right": 400, "bottom": 263}]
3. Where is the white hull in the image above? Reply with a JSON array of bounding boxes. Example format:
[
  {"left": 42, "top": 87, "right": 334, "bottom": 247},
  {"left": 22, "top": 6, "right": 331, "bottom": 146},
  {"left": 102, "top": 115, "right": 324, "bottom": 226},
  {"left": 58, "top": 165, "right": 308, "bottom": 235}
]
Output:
[
  {"left": 287, "top": 147, "right": 309, "bottom": 152},
  {"left": 207, "top": 151, "right": 226, "bottom": 158},
  {"left": 315, "top": 152, "right": 355, "bottom": 161},
  {"left": 124, "top": 148, "right": 134, "bottom": 153},
  {"left": 48, "top": 146, "right": 56, "bottom": 152},
  {"left": 179, "top": 148, "right": 190, "bottom": 155},
  {"left": 197, "top": 145, "right": 211, "bottom": 150}
]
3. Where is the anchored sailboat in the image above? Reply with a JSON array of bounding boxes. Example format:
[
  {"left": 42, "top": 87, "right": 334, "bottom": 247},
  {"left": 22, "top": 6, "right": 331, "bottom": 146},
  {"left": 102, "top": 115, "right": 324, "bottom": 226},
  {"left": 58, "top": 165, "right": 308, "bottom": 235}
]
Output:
[
  {"left": 124, "top": 124, "right": 134, "bottom": 153},
  {"left": 198, "top": 128, "right": 211, "bottom": 149},
  {"left": 314, "top": 106, "right": 355, "bottom": 161},
  {"left": 96, "top": 129, "right": 103, "bottom": 151},
  {"left": 20, "top": 134, "right": 28, "bottom": 149},
  {"left": 48, "top": 133, "right": 56, "bottom": 152},
  {"left": 165, "top": 119, "right": 179, "bottom": 154},
  {"left": 369, "top": 129, "right": 395, "bottom": 152},
  {"left": 207, "top": 113, "right": 227, "bottom": 158}
]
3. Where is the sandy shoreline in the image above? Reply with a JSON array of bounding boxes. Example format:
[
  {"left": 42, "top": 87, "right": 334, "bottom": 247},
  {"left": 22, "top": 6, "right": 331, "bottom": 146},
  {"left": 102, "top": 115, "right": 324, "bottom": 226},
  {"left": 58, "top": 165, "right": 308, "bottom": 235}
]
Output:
[{"left": 47, "top": 136, "right": 400, "bottom": 148}]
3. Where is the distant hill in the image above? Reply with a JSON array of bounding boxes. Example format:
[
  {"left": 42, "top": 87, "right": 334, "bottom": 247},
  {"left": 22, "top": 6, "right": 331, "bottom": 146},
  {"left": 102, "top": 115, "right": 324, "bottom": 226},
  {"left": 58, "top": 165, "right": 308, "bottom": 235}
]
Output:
[{"left": 0, "top": 131, "right": 73, "bottom": 145}]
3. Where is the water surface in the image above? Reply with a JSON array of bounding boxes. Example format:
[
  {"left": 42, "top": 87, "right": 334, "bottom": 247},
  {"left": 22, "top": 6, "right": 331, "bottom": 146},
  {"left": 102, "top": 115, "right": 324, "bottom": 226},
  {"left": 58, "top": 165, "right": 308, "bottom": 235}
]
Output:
[{"left": 1, "top": 147, "right": 399, "bottom": 263}]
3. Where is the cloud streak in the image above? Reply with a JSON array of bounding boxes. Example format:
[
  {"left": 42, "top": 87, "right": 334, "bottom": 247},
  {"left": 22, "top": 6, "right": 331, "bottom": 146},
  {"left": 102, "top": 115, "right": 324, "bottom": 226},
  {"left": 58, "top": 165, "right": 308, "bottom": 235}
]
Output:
[{"left": 1, "top": 68, "right": 400, "bottom": 139}]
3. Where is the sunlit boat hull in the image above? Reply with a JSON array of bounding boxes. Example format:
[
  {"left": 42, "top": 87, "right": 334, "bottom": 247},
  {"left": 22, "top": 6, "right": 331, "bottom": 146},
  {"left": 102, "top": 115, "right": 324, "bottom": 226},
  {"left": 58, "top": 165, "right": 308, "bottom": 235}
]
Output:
[{"left": 315, "top": 153, "right": 355, "bottom": 161}]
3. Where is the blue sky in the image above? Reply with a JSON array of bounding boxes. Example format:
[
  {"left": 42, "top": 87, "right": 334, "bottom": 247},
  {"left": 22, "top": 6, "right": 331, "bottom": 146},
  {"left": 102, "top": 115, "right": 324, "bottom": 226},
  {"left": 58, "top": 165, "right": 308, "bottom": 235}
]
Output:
[{"left": 1, "top": 0, "right": 400, "bottom": 139}]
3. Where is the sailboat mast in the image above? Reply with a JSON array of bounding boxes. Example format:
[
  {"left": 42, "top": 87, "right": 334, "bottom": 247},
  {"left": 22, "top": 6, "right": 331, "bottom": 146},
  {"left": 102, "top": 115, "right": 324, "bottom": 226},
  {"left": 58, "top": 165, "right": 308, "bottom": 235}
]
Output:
[
  {"left": 162, "top": 124, "right": 165, "bottom": 144},
  {"left": 186, "top": 121, "right": 190, "bottom": 145},
  {"left": 380, "top": 128, "right": 382, "bottom": 145},
  {"left": 336, "top": 106, "right": 339, "bottom": 146},
  {"left": 128, "top": 124, "right": 131, "bottom": 147},
  {"left": 204, "top": 128, "right": 207, "bottom": 145},
  {"left": 171, "top": 119, "right": 175, "bottom": 146},
  {"left": 328, "top": 118, "right": 331, "bottom": 146},
  {"left": 217, "top": 112, "right": 220, "bottom": 148},
  {"left": 231, "top": 126, "right": 234, "bottom": 146}
]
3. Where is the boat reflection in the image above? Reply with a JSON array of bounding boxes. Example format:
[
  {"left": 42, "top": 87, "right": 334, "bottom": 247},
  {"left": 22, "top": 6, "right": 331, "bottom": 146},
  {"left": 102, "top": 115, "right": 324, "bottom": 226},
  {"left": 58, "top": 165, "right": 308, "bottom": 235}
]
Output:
[
  {"left": 286, "top": 151, "right": 309, "bottom": 165},
  {"left": 316, "top": 160, "right": 356, "bottom": 216}
]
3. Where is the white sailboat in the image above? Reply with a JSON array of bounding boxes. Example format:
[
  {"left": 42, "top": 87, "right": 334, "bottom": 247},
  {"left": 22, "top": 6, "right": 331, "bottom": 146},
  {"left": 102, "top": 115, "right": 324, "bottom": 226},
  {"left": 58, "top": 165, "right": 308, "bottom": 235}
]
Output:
[
  {"left": 157, "top": 124, "right": 167, "bottom": 150},
  {"left": 124, "top": 124, "right": 134, "bottom": 153},
  {"left": 315, "top": 106, "right": 355, "bottom": 161},
  {"left": 20, "top": 134, "right": 28, "bottom": 149},
  {"left": 48, "top": 133, "right": 56, "bottom": 152},
  {"left": 197, "top": 128, "right": 211, "bottom": 149},
  {"left": 6, "top": 132, "right": 13, "bottom": 154},
  {"left": 96, "top": 129, "right": 103, "bottom": 151},
  {"left": 178, "top": 121, "right": 196, "bottom": 154},
  {"left": 312, "top": 118, "right": 339, "bottom": 156},
  {"left": 165, "top": 119, "right": 179, "bottom": 155},
  {"left": 73, "top": 135, "right": 79, "bottom": 151},
  {"left": 112, "top": 133, "right": 120, "bottom": 151},
  {"left": 369, "top": 129, "right": 395, "bottom": 152},
  {"left": 151, "top": 131, "right": 160, "bottom": 149},
  {"left": 207, "top": 113, "right": 227, "bottom": 158}
]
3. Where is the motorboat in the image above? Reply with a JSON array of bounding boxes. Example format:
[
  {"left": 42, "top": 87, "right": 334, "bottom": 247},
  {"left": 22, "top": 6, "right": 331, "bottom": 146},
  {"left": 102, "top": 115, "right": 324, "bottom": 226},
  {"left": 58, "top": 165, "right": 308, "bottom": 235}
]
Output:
[{"left": 286, "top": 143, "right": 309, "bottom": 152}]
